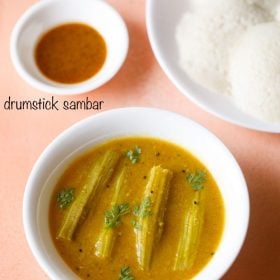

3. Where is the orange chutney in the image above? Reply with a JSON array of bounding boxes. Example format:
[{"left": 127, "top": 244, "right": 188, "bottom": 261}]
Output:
[
  {"left": 49, "top": 137, "right": 224, "bottom": 279},
  {"left": 35, "top": 23, "right": 106, "bottom": 84}
]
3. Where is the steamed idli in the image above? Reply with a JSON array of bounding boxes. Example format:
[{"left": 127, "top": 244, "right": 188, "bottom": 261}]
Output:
[
  {"left": 229, "top": 22, "right": 280, "bottom": 123},
  {"left": 176, "top": 0, "right": 270, "bottom": 95}
]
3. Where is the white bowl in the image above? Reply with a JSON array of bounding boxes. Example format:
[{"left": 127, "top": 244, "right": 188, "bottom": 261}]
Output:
[
  {"left": 10, "top": 0, "right": 129, "bottom": 95},
  {"left": 146, "top": 0, "right": 280, "bottom": 133},
  {"left": 23, "top": 107, "right": 249, "bottom": 280}
]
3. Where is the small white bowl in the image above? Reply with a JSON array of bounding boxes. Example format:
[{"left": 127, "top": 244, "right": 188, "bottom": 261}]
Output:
[
  {"left": 146, "top": 0, "right": 280, "bottom": 133},
  {"left": 23, "top": 107, "right": 249, "bottom": 280},
  {"left": 10, "top": 0, "right": 129, "bottom": 95}
]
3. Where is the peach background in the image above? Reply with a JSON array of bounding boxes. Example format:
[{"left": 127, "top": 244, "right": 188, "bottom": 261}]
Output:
[{"left": 1, "top": 0, "right": 280, "bottom": 279}]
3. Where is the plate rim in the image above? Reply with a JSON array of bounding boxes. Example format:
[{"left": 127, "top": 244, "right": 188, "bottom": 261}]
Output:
[{"left": 145, "top": 0, "right": 280, "bottom": 133}]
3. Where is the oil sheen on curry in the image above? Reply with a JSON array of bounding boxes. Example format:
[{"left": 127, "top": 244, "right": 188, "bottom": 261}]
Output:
[
  {"left": 49, "top": 137, "right": 224, "bottom": 279},
  {"left": 35, "top": 23, "right": 106, "bottom": 84}
]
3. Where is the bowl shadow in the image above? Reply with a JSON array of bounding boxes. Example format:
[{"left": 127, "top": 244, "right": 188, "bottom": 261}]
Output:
[
  {"left": 223, "top": 156, "right": 280, "bottom": 279},
  {"left": 98, "top": 19, "right": 155, "bottom": 97}
]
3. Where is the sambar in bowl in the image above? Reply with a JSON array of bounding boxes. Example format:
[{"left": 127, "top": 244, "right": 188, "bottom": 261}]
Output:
[{"left": 23, "top": 108, "right": 249, "bottom": 280}]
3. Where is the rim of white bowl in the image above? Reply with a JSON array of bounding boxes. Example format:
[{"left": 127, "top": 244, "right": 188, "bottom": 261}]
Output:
[
  {"left": 145, "top": 0, "right": 280, "bottom": 133},
  {"left": 23, "top": 107, "right": 250, "bottom": 280},
  {"left": 10, "top": 0, "right": 129, "bottom": 95}
]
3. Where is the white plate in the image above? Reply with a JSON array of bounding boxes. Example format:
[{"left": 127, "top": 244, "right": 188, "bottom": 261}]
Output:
[
  {"left": 146, "top": 0, "right": 280, "bottom": 133},
  {"left": 23, "top": 107, "right": 249, "bottom": 280}
]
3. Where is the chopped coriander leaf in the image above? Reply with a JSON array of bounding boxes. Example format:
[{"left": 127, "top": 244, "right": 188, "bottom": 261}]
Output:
[
  {"left": 133, "top": 196, "right": 152, "bottom": 218},
  {"left": 104, "top": 203, "right": 130, "bottom": 228},
  {"left": 132, "top": 196, "right": 152, "bottom": 229},
  {"left": 57, "top": 188, "right": 75, "bottom": 209},
  {"left": 187, "top": 170, "right": 206, "bottom": 191},
  {"left": 119, "top": 266, "right": 135, "bottom": 280},
  {"left": 133, "top": 204, "right": 141, "bottom": 217},
  {"left": 126, "top": 146, "right": 141, "bottom": 164},
  {"left": 131, "top": 220, "right": 142, "bottom": 231}
]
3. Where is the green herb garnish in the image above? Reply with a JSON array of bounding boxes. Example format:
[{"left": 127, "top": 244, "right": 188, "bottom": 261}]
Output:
[
  {"left": 187, "top": 170, "right": 206, "bottom": 191},
  {"left": 119, "top": 266, "right": 135, "bottom": 280},
  {"left": 104, "top": 203, "right": 130, "bottom": 228},
  {"left": 132, "top": 196, "right": 152, "bottom": 229},
  {"left": 57, "top": 188, "right": 75, "bottom": 209},
  {"left": 131, "top": 220, "right": 142, "bottom": 231},
  {"left": 133, "top": 196, "right": 152, "bottom": 217},
  {"left": 126, "top": 146, "right": 141, "bottom": 164}
]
